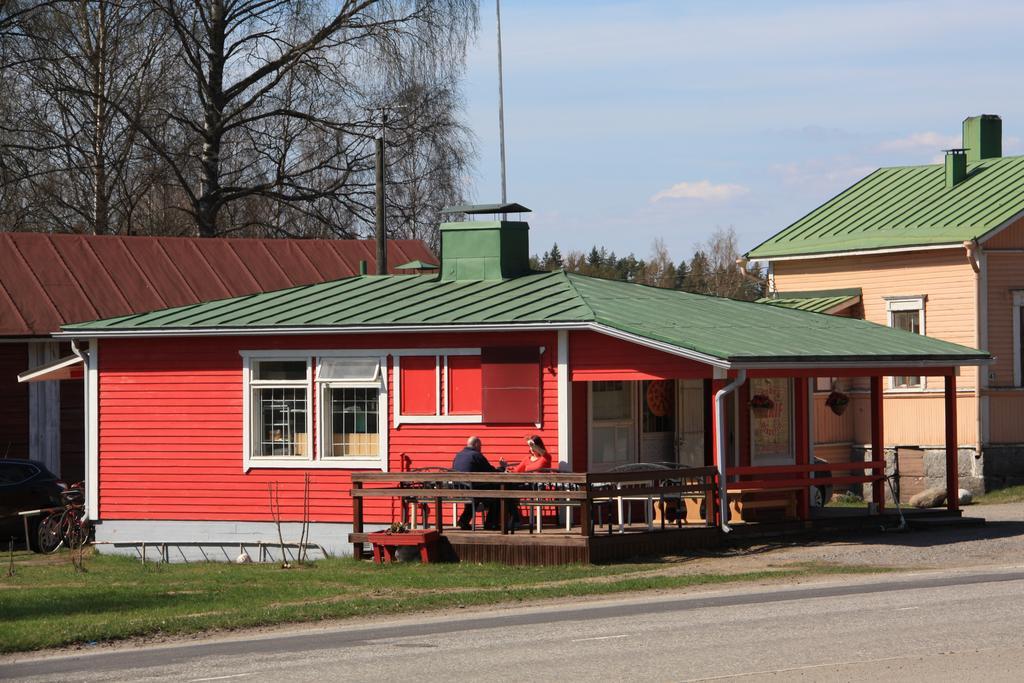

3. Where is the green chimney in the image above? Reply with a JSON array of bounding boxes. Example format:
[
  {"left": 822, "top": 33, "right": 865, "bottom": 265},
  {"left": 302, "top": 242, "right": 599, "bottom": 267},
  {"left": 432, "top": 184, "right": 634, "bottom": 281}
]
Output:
[
  {"left": 439, "top": 220, "right": 531, "bottom": 280},
  {"left": 963, "top": 115, "right": 1001, "bottom": 162},
  {"left": 945, "top": 148, "right": 967, "bottom": 188}
]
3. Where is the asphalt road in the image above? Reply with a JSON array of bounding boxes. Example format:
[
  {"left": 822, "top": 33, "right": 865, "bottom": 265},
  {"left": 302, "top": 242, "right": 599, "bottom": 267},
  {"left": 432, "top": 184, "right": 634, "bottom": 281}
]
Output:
[{"left": 5, "top": 568, "right": 1024, "bottom": 682}]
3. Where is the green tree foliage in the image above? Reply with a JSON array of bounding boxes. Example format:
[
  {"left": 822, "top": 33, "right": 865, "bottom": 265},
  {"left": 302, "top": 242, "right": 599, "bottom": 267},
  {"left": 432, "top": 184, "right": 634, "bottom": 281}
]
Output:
[{"left": 530, "top": 227, "right": 765, "bottom": 301}]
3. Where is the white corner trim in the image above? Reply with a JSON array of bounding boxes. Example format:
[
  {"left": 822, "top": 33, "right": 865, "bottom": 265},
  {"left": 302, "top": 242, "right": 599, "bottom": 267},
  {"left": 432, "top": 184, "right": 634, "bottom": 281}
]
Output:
[
  {"left": 86, "top": 339, "right": 99, "bottom": 520},
  {"left": 557, "top": 330, "right": 571, "bottom": 468}
]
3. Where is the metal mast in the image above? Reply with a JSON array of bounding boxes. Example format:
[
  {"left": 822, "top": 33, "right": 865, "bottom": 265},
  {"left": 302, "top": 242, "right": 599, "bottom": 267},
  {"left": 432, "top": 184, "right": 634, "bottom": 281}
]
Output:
[{"left": 496, "top": 0, "right": 508, "bottom": 203}]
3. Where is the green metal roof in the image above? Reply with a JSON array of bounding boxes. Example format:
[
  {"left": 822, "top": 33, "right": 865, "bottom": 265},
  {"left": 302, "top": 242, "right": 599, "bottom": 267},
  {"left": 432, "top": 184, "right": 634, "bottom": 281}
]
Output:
[
  {"left": 746, "top": 155, "right": 1024, "bottom": 259},
  {"left": 394, "top": 259, "right": 439, "bottom": 270},
  {"left": 442, "top": 202, "right": 531, "bottom": 215},
  {"left": 756, "top": 288, "right": 862, "bottom": 314},
  {"left": 61, "top": 271, "right": 988, "bottom": 366}
]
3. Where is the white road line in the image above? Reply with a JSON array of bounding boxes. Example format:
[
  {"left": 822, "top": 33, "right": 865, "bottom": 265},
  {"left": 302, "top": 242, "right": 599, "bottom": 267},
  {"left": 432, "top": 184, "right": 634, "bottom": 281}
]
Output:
[
  {"left": 189, "top": 674, "right": 253, "bottom": 682},
  {"left": 571, "top": 634, "right": 629, "bottom": 643}
]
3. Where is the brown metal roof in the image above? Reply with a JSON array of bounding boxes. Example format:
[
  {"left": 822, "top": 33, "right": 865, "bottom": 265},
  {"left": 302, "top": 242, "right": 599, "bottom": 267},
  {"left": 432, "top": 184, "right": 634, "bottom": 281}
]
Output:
[{"left": 0, "top": 232, "right": 433, "bottom": 336}]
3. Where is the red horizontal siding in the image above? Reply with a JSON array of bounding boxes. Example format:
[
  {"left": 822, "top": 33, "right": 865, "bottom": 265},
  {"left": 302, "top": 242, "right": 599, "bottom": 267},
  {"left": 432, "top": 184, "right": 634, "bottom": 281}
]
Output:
[
  {"left": 97, "top": 332, "right": 558, "bottom": 525},
  {"left": 569, "top": 331, "right": 711, "bottom": 381}
]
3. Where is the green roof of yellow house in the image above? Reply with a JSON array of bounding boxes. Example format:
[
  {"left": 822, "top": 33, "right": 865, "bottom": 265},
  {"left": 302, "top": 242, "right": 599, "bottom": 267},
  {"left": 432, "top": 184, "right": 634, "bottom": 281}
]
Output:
[
  {"left": 756, "top": 288, "right": 862, "bottom": 314},
  {"left": 747, "top": 115, "right": 1024, "bottom": 259}
]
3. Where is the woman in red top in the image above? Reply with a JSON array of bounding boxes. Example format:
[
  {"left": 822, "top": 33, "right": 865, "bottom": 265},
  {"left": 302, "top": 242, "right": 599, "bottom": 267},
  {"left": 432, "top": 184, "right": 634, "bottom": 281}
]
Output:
[{"left": 510, "top": 435, "right": 552, "bottom": 472}]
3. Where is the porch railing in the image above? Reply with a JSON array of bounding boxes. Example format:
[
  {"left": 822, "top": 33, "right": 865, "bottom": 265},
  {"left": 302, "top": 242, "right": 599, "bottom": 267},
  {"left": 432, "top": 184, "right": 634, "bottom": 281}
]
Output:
[
  {"left": 349, "top": 466, "right": 719, "bottom": 557},
  {"left": 728, "top": 460, "right": 886, "bottom": 491}
]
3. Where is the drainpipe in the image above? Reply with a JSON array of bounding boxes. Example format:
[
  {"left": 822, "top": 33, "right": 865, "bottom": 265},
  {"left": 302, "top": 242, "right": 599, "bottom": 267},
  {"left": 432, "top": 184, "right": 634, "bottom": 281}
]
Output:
[
  {"left": 965, "top": 239, "right": 985, "bottom": 466},
  {"left": 735, "top": 258, "right": 768, "bottom": 293},
  {"left": 714, "top": 369, "right": 746, "bottom": 533},
  {"left": 70, "top": 340, "right": 91, "bottom": 521}
]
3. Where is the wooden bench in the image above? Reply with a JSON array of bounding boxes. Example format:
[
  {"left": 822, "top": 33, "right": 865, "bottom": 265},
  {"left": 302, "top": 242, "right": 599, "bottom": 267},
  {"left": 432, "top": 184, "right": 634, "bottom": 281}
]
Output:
[
  {"left": 367, "top": 530, "right": 440, "bottom": 564},
  {"left": 727, "top": 488, "right": 800, "bottom": 522}
]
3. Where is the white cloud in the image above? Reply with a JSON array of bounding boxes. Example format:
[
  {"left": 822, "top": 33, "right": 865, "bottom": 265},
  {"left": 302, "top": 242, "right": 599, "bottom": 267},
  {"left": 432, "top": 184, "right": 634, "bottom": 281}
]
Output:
[
  {"left": 879, "top": 131, "right": 960, "bottom": 151},
  {"left": 650, "top": 180, "right": 749, "bottom": 203}
]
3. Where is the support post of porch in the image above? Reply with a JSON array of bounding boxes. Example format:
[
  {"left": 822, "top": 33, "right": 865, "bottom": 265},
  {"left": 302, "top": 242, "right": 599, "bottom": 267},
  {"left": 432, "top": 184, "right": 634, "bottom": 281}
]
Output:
[
  {"left": 795, "top": 377, "right": 810, "bottom": 520},
  {"left": 870, "top": 376, "right": 885, "bottom": 512},
  {"left": 945, "top": 373, "right": 959, "bottom": 512}
]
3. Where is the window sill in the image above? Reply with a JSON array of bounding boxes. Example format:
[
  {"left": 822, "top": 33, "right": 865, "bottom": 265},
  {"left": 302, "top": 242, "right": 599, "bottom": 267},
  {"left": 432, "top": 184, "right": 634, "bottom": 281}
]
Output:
[
  {"left": 244, "top": 458, "right": 386, "bottom": 471},
  {"left": 396, "top": 414, "right": 483, "bottom": 426}
]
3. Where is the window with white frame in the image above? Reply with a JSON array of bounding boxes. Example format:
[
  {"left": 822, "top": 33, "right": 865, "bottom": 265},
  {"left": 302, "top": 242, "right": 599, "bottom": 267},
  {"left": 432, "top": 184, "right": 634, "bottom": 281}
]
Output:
[
  {"left": 1014, "top": 291, "right": 1024, "bottom": 387},
  {"left": 242, "top": 353, "right": 387, "bottom": 469},
  {"left": 887, "top": 296, "right": 926, "bottom": 389},
  {"left": 318, "top": 356, "right": 387, "bottom": 466},
  {"left": 249, "top": 359, "right": 311, "bottom": 459}
]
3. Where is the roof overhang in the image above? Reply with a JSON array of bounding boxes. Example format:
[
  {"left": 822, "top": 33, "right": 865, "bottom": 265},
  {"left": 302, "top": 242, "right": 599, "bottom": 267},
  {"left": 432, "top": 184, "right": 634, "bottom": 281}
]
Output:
[
  {"left": 18, "top": 354, "right": 83, "bottom": 383},
  {"left": 54, "top": 322, "right": 991, "bottom": 372},
  {"left": 746, "top": 242, "right": 963, "bottom": 263}
]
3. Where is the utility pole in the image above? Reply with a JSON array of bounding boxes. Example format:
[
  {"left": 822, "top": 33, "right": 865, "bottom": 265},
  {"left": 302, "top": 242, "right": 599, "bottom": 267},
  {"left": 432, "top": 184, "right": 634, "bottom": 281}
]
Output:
[
  {"left": 375, "top": 110, "right": 387, "bottom": 275},
  {"left": 496, "top": 0, "right": 508, "bottom": 203}
]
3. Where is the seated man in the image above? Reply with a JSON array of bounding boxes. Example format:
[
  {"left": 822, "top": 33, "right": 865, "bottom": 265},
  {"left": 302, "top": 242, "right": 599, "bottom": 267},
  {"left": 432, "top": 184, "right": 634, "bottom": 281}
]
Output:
[{"left": 452, "top": 436, "right": 506, "bottom": 530}]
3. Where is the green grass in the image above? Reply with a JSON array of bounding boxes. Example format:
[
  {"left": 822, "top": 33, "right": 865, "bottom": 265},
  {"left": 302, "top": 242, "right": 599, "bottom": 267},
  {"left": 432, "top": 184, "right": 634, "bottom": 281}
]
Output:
[
  {"left": 974, "top": 485, "right": 1024, "bottom": 505},
  {"left": 826, "top": 492, "right": 869, "bottom": 508},
  {"left": 0, "top": 552, "right": 887, "bottom": 654}
]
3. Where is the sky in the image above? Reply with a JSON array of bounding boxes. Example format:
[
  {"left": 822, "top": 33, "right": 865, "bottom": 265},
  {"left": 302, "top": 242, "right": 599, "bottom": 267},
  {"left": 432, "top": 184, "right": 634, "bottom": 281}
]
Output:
[{"left": 459, "top": 0, "right": 1024, "bottom": 261}]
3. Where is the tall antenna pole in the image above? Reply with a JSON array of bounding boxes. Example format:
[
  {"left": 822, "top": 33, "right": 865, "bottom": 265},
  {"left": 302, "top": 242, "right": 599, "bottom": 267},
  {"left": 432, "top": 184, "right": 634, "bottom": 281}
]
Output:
[
  {"left": 496, "top": 0, "right": 508, "bottom": 203},
  {"left": 375, "top": 110, "right": 387, "bottom": 275}
]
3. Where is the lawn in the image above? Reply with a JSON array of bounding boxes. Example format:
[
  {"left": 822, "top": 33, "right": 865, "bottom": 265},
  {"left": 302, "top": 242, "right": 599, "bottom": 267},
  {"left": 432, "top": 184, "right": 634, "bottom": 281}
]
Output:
[
  {"left": 0, "top": 550, "right": 886, "bottom": 654},
  {"left": 974, "top": 485, "right": 1024, "bottom": 505}
]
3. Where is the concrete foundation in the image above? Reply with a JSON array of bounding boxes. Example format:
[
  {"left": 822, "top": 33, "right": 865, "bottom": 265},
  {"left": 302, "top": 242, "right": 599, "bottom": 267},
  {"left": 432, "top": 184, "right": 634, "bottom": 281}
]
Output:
[
  {"left": 854, "top": 444, "right": 1024, "bottom": 502},
  {"left": 94, "top": 520, "right": 386, "bottom": 562}
]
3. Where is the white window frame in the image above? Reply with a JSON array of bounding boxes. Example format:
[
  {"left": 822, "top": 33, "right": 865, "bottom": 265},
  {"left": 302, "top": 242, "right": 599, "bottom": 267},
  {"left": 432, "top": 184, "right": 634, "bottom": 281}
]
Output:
[
  {"left": 750, "top": 377, "right": 795, "bottom": 466},
  {"left": 393, "top": 348, "right": 483, "bottom": 426},
  {"left": 886, "top": 296, "right": 927, "bottom": 391},
  {"left": 242, "top": 353, "right": 314, "bottom": 470},
  {"left": 317, "top": 352, "right": 388, "bottom": 470},
  {"left": 241, "top": 350, "right": 389, "bottom": 471},
  {"left": 1013, "top": 291, "right": 1024, "bottom": 387}
]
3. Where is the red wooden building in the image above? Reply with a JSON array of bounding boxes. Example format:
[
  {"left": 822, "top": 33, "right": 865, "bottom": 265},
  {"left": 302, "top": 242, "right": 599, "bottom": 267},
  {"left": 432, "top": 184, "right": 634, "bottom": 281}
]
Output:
[
  {"left": 4, "top": 232, "right": 435, "bottom": 482},
  {"left": 51, "top": 208, "right": 989, "bottom": 560}
]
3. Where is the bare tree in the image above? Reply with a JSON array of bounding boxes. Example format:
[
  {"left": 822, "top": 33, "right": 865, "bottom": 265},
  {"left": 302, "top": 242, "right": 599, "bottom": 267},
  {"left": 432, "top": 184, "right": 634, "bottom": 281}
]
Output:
[
  {"left": 143, "top": 0, "right": 478, "bottom": 237},
  {"left": 1, "top": 0, "right": 175, "bottom": 234},
  {"left": 694, "top": 226, "right": 764, "bottom": 300}
]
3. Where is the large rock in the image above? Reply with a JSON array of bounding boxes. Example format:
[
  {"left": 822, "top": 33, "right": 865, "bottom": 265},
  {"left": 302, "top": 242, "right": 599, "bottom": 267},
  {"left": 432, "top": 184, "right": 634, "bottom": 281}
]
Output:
[
  {"left": 958, "top": 488, "right": 973, "bottom": 505},
  {"left": 909, "top": 487, "right": 947, "bottom": 508}
]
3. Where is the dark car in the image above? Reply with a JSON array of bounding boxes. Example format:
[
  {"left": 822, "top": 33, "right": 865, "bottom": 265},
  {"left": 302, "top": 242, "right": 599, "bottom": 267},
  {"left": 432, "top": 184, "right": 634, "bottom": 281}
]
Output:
[{"left": 0, "top": 459, "right": 65, "bottom": 550}]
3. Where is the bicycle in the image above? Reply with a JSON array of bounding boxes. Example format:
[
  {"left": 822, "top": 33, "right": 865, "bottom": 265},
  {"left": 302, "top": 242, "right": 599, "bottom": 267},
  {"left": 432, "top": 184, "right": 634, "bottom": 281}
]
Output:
[{"left": 37, "top": 483, "right": 91, "bottom": 554}]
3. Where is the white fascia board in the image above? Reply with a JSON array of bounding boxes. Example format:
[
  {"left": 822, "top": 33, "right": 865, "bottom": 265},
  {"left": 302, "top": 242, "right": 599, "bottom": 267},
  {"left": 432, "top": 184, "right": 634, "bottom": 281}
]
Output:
[
  {"left": 54, "top": 322, "right": 594, "bottom": 339},
  {"left": 747, "top": 242, "right": 963, "bottom": 263},
  {"left": 732, "top": 358, "right": 991, "bottom": 370},
  {"left": 977, "top": 207, "right": 1024, "bottom": 245}
]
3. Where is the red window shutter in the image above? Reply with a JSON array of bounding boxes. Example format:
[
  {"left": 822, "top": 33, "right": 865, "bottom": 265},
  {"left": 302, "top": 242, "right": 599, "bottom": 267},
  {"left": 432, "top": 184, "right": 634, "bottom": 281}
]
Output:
[
  {"left": 448, "top": 355, "right": 482, "bottom": 415},
  {"left": 400, "top": 356, "right": 437, "bottom": 415},
  {"left": 481, "top": 347, "right": 540, "bottom": 424}
]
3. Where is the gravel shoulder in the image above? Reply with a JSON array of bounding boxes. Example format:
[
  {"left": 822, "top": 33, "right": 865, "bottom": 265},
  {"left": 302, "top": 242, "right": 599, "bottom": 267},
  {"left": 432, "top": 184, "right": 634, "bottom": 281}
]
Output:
[{"left": 663, "top": 502, "right": 1024, "bottom": 576}]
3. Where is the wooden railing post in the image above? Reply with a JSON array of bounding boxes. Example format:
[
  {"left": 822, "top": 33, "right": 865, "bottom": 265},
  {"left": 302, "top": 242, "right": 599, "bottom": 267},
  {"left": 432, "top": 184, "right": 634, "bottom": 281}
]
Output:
[
  {"left": 580, "top": 491, "right": 591, "bottom": 537},
  {"left": 352, "top": 479, "right": 364, "bottom": 558},
  {"left": 435, "top": 495, "right": 443, "bottom": 533},
  {"left": 499, "top": 484, "right": 508, "bottom": 534}
]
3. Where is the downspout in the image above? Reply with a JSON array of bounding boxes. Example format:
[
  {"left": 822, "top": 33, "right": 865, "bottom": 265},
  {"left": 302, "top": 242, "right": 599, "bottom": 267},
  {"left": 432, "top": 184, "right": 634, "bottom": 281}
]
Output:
[
  {"left": 965, "top": 240, "right": 985, "bottom": 464},
  {"left": 735, "top": 258, "right": 769, "bottom": 293},
  {"left": 714, "top": 369, "right": 746, "bottom": 533},
  {"left": 70, "top": 340, "right": 91, "bottom": 521}
]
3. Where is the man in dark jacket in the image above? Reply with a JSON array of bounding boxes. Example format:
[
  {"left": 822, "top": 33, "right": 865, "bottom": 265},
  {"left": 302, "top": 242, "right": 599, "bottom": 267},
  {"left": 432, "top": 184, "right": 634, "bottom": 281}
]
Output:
[{"left": 452, "top": 436, "right": 505, "bottom": 529}]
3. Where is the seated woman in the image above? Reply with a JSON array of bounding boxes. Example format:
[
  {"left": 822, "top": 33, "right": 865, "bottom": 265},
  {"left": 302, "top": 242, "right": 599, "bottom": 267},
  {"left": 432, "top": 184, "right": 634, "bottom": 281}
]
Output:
[{"left": 509, "top": 435, "right": 552, "bottom": 472}]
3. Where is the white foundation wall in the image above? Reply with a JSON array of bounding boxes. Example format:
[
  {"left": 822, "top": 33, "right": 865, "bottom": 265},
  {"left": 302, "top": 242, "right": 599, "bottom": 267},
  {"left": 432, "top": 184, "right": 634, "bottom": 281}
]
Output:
[{"left": 94, "top": 520, "right": 388, "bottom": 562}]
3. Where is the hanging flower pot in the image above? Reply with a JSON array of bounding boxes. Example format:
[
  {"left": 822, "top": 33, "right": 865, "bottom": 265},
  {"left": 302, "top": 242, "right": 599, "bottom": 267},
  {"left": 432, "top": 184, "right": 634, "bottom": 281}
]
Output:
[
  {"left": 750, "top": 393, "right": 774, "bottom": 416},
  {"left": 826, "top": 390, "right": 850, "bottom": 416}
]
